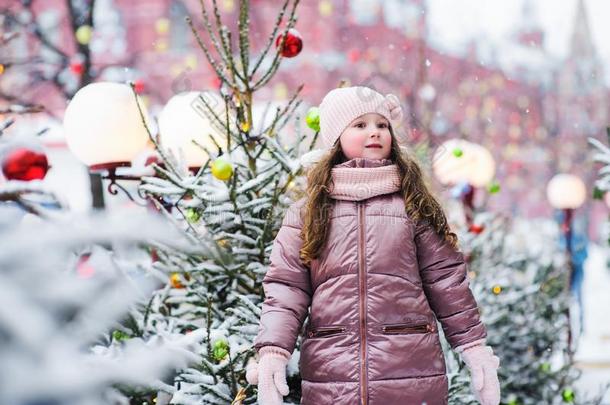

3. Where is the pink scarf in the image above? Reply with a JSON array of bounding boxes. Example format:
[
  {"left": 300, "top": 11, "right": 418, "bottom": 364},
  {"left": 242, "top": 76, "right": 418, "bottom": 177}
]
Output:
[{"left": 328, "top": 157, "right": 402, "bottom": 201}]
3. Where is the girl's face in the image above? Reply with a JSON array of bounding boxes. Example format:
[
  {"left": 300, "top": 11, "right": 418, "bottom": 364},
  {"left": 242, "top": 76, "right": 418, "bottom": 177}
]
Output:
[{"left": 339, "top": 113, "right": 392, "bottom": 160}]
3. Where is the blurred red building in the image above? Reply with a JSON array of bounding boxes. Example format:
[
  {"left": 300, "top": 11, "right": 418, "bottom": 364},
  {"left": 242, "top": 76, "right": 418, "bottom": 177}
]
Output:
[{"left": 2, "top": 0, "right": 609, "bottom": 235}]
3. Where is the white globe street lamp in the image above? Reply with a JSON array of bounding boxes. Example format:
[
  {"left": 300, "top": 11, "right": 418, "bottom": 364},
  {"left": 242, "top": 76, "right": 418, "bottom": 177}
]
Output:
[
  {"left": 432, "top": 139, "right": 495, "bottom": 227},
  {"left": 432, "top": 139, "right": 495, "bottom": 187},
  {"left": 546, "top": 173, "right": 586, "bottom": 210},
  {"left": 63, "top": 82, "right": 151, "bottom": 170},
  {"left": 468, "top": 143, "right": 496, "bottom": 188},
  {"left": 158, "top": 91, "right": 229, "bottom": 169},
  {"left": 546, "top": 172, "right": 586, "bottom": 358}
]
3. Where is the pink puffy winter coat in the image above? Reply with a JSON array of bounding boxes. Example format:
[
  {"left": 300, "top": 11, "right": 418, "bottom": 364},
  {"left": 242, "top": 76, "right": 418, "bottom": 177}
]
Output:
[{"left": 253, "top": 168, "right": 487, "bottom": 404}]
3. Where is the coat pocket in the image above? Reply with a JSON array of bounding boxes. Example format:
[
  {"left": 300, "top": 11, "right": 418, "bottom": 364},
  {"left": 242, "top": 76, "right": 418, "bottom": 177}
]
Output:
[
  {"left": 307, "top": 325, "right": 347, "bottom": 338},
  {"left": 381, "top": 322, "right": 434, "bottom": 334}
]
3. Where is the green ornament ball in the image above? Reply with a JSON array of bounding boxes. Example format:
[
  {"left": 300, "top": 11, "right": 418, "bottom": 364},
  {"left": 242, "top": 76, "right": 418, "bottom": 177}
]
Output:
[
  {"left": 562, "top": 388, "right": 575, "bottom": 403},
  {"left": 488, "top": 181, "right": 501, "bottom": 194},
  {"left": 452, "top": 147, "right": 463, "bottom": 157},
  {"left": 539, "top": 362, "right": 551, "bottom": 372},
  {"left": 212, "top": 338, "right": 230, "bottom": 361},
  {"left": 185, "top": 208, "right": 201, "bottom": 223},
  {"left": 305, "top": 106, "right": 320, "bottom": 132},
  {"left": 112, "top": 330, "right": 129, "bottom": 342}
]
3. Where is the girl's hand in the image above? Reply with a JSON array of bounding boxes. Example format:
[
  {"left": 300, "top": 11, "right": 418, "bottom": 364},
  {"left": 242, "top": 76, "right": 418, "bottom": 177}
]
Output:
[
  {"left": 246, "top": 346, "right": 291, "bottom": 405},
  {"left": 460, "top": 345, "right": 501, "bottom": 405}
]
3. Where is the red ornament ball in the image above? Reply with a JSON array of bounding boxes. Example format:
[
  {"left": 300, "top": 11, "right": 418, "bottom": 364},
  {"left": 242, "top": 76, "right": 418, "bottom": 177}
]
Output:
[
  {"left": 1, "top": 148, "right": 49, "bottom": 181},
  {"left": 275, "top": 28, "right": 303, "bottom": 58},
  {"left": 468, "top": 224, "right": 485, "bottom": 234},
  {"left": 70, "top": 60, "right": 84, "bottom": 75},
  {"left": 133, "top": 79, "right": 146, "bottom": 94}
]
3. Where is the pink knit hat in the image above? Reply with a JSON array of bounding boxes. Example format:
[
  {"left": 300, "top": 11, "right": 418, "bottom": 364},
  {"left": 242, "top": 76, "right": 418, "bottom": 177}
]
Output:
[
  {"left": 319, "top": 86, "right": 403, "bottom": 148},
  {"left": 300, "top": 86, "right": 404, "bottom": 167}
]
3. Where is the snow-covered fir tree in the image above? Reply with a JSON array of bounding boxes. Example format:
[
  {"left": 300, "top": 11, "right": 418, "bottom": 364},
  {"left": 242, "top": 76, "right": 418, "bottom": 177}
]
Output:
[
  {"left": 0, "top": 116, "right": 211, "bottom": 405},
  {"left": 446, "top": 210, "right": 606, "bottom": 404},
  {"left": 101, "top": 1, "right": 313, "bottom": 404}
]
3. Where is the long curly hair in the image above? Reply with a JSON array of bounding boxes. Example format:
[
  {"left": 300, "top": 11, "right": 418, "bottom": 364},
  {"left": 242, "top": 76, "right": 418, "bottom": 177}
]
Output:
[{"left": 298, "top": 127, "right": 459, "bottom": 268}]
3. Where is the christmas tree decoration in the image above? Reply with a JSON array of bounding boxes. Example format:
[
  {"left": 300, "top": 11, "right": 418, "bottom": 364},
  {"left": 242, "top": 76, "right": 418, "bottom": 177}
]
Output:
[
  {"left": 488, "top": 180, "right": 501, "bottom": 194},
  {"left": 1, "top": 148, "right": 49, "bottom": 181},
  {"left": 75, "top": 25, "right": 93, "bottom": 45},
  {"left": 275, "top": 28, "right": 303, "bottom": 58},
  {"left": 305, "top": 106, "right": 320, "bottom": 132},
  {"left": 155, "top": 18, "right": 170, "bottom": 34},
  {"left": 63, "top": 82, "right": 151, "bottom": 168},
  {"left": 452, "top": 147, "right": 463, "bottom": 157},
  {"left": 210, "top": 157, "right": 233, "bottom": 181},
  {"left": 562, "top": 388, "right": 575, "bottom": 402},
  {"left": 212, "top": 338, "right": 229, "bottom": 361},
  {"left": 468, "top": 223, "right": 485, "bottom": 234},
  {"left": 492, "top": 285, "right": 502, "bottom": 295},
  {"left": 133, "top": 79, "right": 146, "bottom": 94},
  {"left": 170, "top": 273, "right": 185, "bottom": 289},
  {"left": 69, "top": 60, "right": 84, "bottom": 75},
  {"left": 185, "top": 208, "right": 201, "bottom": 223},
  {"left": 112, "top": 329, "right": 130, "bottom": 342},
  {"left": 0, "top": 63, "right": 5, "bottom": 75},
  {"left": 158, "top": 91, "right": 229, "bottom": 168}
]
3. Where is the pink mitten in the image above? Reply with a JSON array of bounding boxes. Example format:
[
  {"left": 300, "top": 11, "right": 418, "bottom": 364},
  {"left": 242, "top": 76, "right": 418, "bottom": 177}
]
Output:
[
  {"left": 460, "top": 345, "right": 501, "bottom": 405},
  {"left": 247, "top": 346, "right": 291, "bottom": 405}
]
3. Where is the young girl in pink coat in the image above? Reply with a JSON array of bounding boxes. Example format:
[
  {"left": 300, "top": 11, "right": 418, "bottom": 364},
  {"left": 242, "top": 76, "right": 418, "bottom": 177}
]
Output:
[{"left": 246, "top": 86, "right": 501, "bottom": 405}]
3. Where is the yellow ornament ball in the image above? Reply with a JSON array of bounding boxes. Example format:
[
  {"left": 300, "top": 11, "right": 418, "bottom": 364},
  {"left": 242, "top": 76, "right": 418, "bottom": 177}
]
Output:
[
  {"left": 75, "top": 25, "right": 93, "bottom": 45},
  {"left": 170, "top": 273, "right": 185, "bottom": 289},
  {"left": 211, "top": 158, "right": 233, "bottom": 181},
  {"left": 492, "top": 285, "right": 502, "bottom": 295}
]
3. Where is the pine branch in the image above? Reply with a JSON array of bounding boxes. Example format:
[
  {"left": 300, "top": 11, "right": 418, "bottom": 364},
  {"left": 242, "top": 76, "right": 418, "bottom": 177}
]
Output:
[
  {"left": 237, "top": 0, "right": 250, "bottom": 81},
  {"left": 248, "top": 0, "right": 292, "bottom": 78},
  {"left": 252, "top": 0, "right": 300, "bottom": 90},
  {"left": 195, "top": 0, "right": 232, "bottom": 77},
  {"left": 186, "top": 20, "right": 230, "bottom": 88}
]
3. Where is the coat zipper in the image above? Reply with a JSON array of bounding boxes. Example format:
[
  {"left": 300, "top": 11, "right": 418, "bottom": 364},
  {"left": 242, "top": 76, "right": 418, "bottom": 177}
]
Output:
[
  {"left": 358, "top": 201, "right": 368, "bottom": 405},
  {"left": 381, "top": 323, "right": 434, "bottom": 334},
  {"left": 307, "top": 326, "right": 347, "bottom": 338}
]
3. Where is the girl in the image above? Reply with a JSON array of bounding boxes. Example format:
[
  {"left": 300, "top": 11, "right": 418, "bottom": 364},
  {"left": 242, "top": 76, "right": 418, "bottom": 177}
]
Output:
[{"left": 245, "top": 86, "right": 500, "bottom": 405}]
